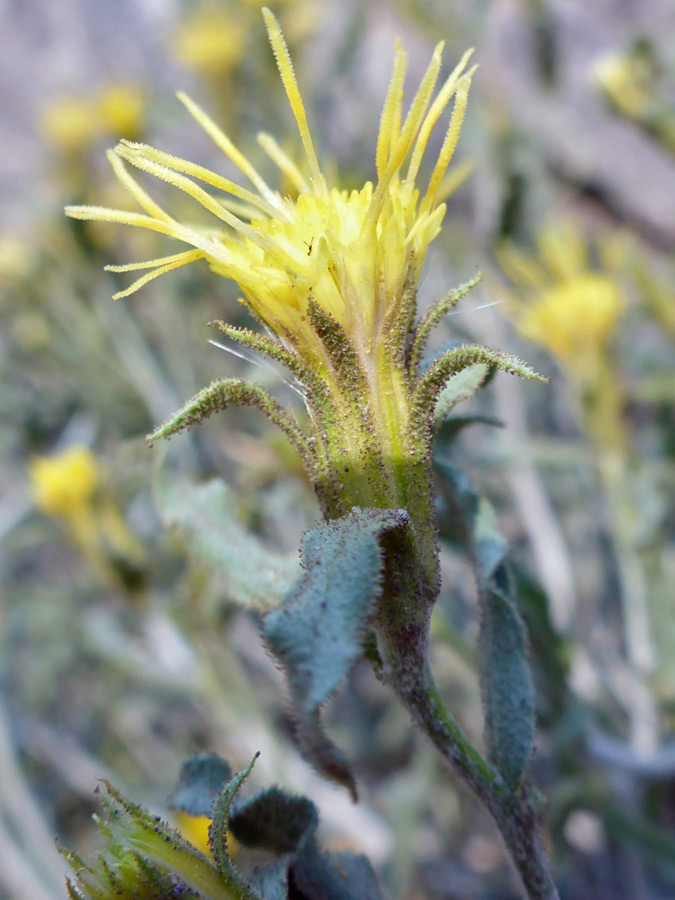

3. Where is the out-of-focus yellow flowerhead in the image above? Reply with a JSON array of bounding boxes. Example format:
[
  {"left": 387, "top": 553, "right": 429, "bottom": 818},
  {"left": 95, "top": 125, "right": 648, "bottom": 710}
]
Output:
[
  {"left": 41, "top": 96, "right": 98, "bottom": 152},
  {"left": 518, "top": 274, "right": 622, "bottom": 363},
  {"left": 96, "top": 83, "right": 145, "bottom": 139},
  {"left": 40, "top": 83, "right": 145, "bottom": 153},
  {"left": 171, "top": 9, "right": 245, "bottom": 75},
  {"left": 594, "top": 53, "right": 651, "bottom": 120},
  {"left": 500, "top": 223, "right": 624, "bottom": 374},
  {"left": 0, "top": 232, "right": 34, "bottom": 284},
  {"left": 30, "top": 446, "right": 98, "bottom": 518},
  {"left": 30, "top": 446, "right": 144, "bottom": 587},
  {"left": 594, "top": 48, "right": 675, "bottom": 157}
]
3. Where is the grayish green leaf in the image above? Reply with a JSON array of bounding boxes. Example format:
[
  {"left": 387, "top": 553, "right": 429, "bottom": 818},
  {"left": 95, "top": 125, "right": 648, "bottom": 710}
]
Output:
[
  {"left": 474, "top": 500, "right": 534, "bottom": 789},
  {"left": 264, "top": 507, "right": 409, "bottom": 797},
  {"left": 169, "top": 753, "right": 233, "bottom": 817},
  {"left": 435, "top": 460, "right": 535, "bottom": 790},
  {"left": 433, "top": 363, "right": 489, "bottom": 427},
  {"left": 229, "top": 787, "right": 318, "bottom": 855},
  {"left": 248, "top": 860, "right": 289, "bottom": 900},
  {"left": 290, "top": 847, "right": 384, "bottom": 900},
  {"left": 155, "top": 476, "right": 299, "bottom": 612}
]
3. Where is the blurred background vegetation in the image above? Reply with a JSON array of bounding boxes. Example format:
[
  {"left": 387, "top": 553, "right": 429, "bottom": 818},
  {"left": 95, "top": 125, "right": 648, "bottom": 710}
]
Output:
[{"left": 1, "top": 0, "right": 674, "bottom": 898}]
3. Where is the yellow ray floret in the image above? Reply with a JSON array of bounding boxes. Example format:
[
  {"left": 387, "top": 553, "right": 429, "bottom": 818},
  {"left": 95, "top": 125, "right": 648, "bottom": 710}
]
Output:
[
  {"left": 376, "top": 39, "right": 407, "bottom": 179},
  {"left": 261, "top": 6, "right": 325, "bottom": 195},
  {"left": 105, "top": 249, "right": 206, "bottom": 300},
  {"left": 65, "top": 8, "right": 474, "bottom": 361}
]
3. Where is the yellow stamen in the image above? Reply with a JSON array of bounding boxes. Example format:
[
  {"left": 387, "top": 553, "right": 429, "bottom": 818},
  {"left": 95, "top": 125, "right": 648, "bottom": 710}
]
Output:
[
  {"left": 113, "top": 145, "right": 294, "bottom": 266},
  {"left": 66, "top": 204, "right": 235, "bottom": 266},
  {"left": 65, "top": 205, "right": 185, "bottom": 238},
  {"left": 369, "top": 42, "right": 444, "bottom": 221},
  {"left": 390, "top": 41, "right": 444, "bottom": 169}
]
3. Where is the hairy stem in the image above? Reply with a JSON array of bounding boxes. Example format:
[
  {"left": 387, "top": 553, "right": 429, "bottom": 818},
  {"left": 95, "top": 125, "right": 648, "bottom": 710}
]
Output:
[{"left": 383, "top": 657, "right": 559, "bottom": 900}]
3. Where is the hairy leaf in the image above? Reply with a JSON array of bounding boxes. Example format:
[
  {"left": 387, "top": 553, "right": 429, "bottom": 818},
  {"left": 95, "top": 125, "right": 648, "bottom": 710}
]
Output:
[
  {"left": 248, "top": 860, "right": 290, "bottom": 900},
  {"left": 433, "top": 363, "right": 489, "bottom": 427},
  {"left": 435, "top": 461, "right": 534, "bottom": 789},
  {"left": 474, "top": 500, "right": 534, "bottom": 789},
  {"left": 411, "top": 345, "right": 546, "bottom": 448},
  {"left": 169, "top": 753, "right": 233, "bottom": 817},
  {"left": 511, "top": 564, "right": 571, "bottom": 727},
  {"left": 264, "top": 507, "right": 409, "bottom": 797},
  {"left": 156, "top": 477, "right": 299, "bottom": 612},
  {"left": 290, "top": 846, "right": 384, "bottom": 900},
  {"left": 229, "top": 787, "right": 318, "bottom": 855}
]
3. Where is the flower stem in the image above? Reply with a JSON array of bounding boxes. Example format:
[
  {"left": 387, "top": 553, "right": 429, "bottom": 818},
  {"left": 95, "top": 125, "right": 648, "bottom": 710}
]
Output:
[{"left": 383, "top": 656, "right": 560, "bottom": 900}]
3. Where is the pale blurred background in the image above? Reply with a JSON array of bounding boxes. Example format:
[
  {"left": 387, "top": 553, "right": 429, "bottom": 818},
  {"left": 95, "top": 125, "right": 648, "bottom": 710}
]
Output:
[{"left": 1, "top": 1, "right": 674, "bottom": 899}]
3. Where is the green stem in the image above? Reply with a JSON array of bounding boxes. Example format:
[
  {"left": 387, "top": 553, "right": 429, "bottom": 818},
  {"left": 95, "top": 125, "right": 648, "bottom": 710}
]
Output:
[{"left": 383, "top": 657, "right": 559, "bottom": 900}]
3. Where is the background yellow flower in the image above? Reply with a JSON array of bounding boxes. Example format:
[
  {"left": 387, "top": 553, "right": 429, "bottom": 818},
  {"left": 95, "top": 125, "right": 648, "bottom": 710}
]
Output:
[{"left": 500, "top": 222, "right": 624, "bottom": 375}]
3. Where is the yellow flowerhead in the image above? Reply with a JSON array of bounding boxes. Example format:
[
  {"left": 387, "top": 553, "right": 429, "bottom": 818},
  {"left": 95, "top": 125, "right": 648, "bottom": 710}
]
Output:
[
  {"left": 66, "top": 9, "right": 474, "bottom": 371},
  {"left": 65, "top": 9, "right": 481, "bottom": 513},
  {"left": 66, "top": 9, "right": 543, "bottom": 527},
  {"left": 29, "top": 446, "right": 98, "bottom": 518}
]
